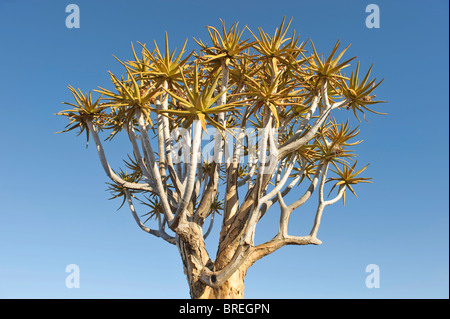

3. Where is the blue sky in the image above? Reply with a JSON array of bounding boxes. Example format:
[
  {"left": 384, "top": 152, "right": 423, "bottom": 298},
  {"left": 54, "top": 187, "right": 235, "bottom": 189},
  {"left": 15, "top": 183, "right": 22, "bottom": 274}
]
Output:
[{"left": 0, "top": 0, "right": 448, "bottom": 299}]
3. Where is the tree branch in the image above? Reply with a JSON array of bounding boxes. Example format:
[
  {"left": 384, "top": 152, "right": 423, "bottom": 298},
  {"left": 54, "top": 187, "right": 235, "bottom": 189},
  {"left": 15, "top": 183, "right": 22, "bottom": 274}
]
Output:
[
  {"left": 170, "top": 120, "right": 202, "bottom": 229},
  {"left": 125, "top": 189, "right": 175, "bottom": 244},
  {"left": 136, "top": 112, "right": 175, "bottom": 223},
  {"left": 87, "top": 120, "right": 155, "bottom": 192}
]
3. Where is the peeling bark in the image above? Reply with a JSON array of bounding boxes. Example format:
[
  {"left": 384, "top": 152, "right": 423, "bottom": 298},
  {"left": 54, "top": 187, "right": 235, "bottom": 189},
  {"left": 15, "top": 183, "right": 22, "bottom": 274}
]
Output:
[{"left": 176, "top": 217, "right": 247, "bottom": 299}]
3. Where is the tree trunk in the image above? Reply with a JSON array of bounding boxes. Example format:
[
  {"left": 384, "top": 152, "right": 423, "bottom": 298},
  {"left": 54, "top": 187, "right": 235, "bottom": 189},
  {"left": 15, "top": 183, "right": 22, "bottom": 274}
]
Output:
[
  {"left": 175, "top": 217, "right": 247, "bottom": 299},
  {"left": 184, "top": 261, "right": 247, "bottom": 299},
  {"left": 201, "top": 268, "right": 246, "bottom": 299}
]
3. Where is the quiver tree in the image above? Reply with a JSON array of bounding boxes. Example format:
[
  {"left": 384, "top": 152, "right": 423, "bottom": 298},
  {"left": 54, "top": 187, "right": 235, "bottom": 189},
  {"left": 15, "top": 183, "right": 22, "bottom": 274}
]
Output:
[{"left": 57, "top": 17, "right": 385, "bottom": 299}]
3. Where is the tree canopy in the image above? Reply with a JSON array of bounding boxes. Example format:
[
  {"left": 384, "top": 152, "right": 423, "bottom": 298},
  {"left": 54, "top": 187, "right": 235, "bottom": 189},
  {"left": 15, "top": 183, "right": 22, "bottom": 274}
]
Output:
[{"left": 57, "top": 17, "right": 385, "bottom": 298}]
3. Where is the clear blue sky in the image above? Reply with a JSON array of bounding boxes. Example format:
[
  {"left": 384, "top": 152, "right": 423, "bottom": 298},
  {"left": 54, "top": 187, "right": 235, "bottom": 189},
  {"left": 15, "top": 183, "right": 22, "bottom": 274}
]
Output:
[{"left": 0, "top": 0, "right": 448, "bottom": 299}]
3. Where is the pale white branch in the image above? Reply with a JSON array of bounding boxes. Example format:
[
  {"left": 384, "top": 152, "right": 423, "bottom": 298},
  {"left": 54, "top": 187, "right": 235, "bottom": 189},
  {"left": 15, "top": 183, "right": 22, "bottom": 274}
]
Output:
[
  {"left": 87, "top": 120, "right": 154, "bottom": 192},
  {"left": 125, "top": 189, "right": 175, "bottom": 244},
  {"left": 136, "top": 113, "right": 175, "bottom": 223},
  {"left": 203, "top": 211, "right": 215, "bottom": 240},
  {"left": 170, "top": 120, "right": 202, "bottom": 228},
  {"left": 259, "top": 153, "right": 297, "bottom": 205}
]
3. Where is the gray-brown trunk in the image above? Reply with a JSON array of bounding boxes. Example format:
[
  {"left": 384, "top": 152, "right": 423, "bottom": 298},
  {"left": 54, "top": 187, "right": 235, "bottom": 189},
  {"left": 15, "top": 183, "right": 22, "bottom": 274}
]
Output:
[{"left": 175, "top": 219, "right": 247, "bottom": 299}]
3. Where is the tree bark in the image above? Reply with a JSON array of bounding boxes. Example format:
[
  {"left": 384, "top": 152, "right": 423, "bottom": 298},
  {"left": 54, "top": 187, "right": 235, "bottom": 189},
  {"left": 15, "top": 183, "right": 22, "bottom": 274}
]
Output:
[
  {"left": 188, "top": 267, "right": 247, "bottom": 299},
  {"left": 175, "top": 216, "right": 247, "bottom": 299}
]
